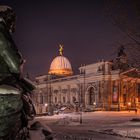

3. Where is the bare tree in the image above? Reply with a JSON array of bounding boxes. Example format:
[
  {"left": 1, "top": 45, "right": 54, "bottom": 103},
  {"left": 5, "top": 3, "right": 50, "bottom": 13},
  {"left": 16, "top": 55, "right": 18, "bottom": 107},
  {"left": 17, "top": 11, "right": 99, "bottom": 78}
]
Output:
[
  {"left": 106, "top": 0, "right": 140, "bottom": 45},
  {"left": 106, "top": 0, "right": 140, "bottom": 68}
]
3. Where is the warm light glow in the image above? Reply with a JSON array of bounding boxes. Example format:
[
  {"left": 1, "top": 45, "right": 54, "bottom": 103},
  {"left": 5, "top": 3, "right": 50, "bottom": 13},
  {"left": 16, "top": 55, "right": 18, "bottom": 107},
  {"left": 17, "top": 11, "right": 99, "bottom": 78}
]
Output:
[
  {"left": 45, "top": 103, "right": 48, "bottom": 107},
  {"left": 49, "top": 55, "right": 73, "bottom": 76},
  {"left": 49, "top": 68, "right": 73, "bottom": 76},
  {"left": 128, "top": 102, "right": 131, "bottom": 106},
  {"left": 93, "top": 102, "right": 96, "bottom": 105}
]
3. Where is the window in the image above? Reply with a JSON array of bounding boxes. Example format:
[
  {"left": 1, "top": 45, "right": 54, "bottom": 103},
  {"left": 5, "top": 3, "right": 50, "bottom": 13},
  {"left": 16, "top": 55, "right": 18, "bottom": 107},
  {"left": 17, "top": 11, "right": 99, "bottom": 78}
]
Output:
[
  {"left": 72, "top": 96, "right": 76, "bottom": 103},
  {"left": 112, "top": 81, "right": 118, "bottom": 103},
  {"left": 89, "top": 87, "right": 95, "bottom": 105},
  {"left": 123, "top": 94, "right": 126, "bottom": 106},
  {"left": 40, "top": 95, "right": 43, "bottom": 104},
  {"left": 62, "top": 89, "right": 67, "bottom": 93},
  {"left": 63, "top": 97, "right": 66, "bottom": 103},
  {"left": 55, "top": 97, "right": 57, "bottom": 103}
]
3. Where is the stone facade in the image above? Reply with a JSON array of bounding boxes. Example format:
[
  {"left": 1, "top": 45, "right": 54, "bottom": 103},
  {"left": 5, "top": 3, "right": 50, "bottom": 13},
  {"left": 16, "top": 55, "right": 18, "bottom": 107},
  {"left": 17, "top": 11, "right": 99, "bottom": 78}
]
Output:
[{"left": 33, "top": 61, "right": 140, "bottom": 114}]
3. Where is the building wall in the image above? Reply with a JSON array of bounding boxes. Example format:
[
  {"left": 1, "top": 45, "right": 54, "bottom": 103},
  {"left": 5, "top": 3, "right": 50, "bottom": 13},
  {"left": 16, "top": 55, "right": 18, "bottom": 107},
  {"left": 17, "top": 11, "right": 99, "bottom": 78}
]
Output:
[{"left": 33, "top": 62, "right": 140, "bottom": 114}]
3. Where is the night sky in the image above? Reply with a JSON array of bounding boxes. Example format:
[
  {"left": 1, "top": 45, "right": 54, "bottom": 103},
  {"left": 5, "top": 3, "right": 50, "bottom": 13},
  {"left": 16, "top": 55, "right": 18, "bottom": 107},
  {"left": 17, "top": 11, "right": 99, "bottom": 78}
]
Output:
[{"left": 0, "top": 0, "right": 126, "bottom": 79}]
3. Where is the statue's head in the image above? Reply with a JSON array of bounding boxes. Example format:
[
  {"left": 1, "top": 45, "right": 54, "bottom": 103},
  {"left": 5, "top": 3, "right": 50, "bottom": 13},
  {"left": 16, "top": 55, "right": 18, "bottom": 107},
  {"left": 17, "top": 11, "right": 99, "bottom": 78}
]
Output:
[{"left": 0, "top": 6, "right": 16, "bottom": 33}]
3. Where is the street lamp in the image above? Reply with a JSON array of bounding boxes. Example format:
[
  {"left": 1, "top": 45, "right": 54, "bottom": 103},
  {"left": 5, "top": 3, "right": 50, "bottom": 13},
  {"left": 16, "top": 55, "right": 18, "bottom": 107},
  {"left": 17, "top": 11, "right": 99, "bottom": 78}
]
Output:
[
  {"left": 80, "top": 64, "right": 86, "bottom": 108},
  {"left": 80, "top": 104, "right": 83, "bottom": 124},
  {"left": 93, "top": 102, "right": 96, "bottom": 111},
  {"left": 75, "top": 76, "right": 83, "bottom": 124},
  {"left": 48, "top": 74, "right": 53, "bottom": 115},
  {"left": 45, "top": 103, "right": 48, "bottom": 113},
  {"left": 79, "top": 64, "right": 86, "bottom": 124},
  {"left": 118, "top": 78, "right": 121, "bottom": 111},
  {"left": 128, "top": 102, "right": 131, "bottom": 112}
]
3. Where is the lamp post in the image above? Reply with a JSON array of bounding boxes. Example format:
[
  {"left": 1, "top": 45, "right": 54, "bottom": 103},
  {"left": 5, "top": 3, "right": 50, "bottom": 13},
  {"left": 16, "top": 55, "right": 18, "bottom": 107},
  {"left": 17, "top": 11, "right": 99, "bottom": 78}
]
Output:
[
  {"left": 80, "top": 104, "right": 83, "bottom": 124},
  {"left": 48, "top": 74, "right": 53, "bottom": 115},
  {"left": 79, "top": 64, "right": 86, "bottom": 124},
  {"left": 75, "top": 77, "right": 82, "bottom": 124},
  {"left": 128, "top": 102, "right": 131, "bottom": 112},
  {"left": 118, "top": 76, "right": 121, "bottom": 111},
  {"left": 45, "top": 103, "right": 48, "bottom": 113}
]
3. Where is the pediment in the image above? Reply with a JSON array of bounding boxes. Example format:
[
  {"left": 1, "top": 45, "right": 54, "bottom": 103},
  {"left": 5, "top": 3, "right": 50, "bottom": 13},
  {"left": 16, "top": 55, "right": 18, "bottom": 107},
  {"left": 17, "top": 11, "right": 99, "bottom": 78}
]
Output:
[{"left": 121, "top": 68, "right": 140, "bottom": 78}]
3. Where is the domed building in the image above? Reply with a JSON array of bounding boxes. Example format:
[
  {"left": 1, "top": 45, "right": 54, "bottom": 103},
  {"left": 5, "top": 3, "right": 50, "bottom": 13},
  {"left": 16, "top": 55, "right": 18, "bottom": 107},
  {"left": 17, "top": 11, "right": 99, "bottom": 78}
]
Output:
[
  {"left": 49, "top": 45, "right": 73, "bottom": 76},
  {"left": 33, "top": 45, "right": 140, "bottom": 114}
]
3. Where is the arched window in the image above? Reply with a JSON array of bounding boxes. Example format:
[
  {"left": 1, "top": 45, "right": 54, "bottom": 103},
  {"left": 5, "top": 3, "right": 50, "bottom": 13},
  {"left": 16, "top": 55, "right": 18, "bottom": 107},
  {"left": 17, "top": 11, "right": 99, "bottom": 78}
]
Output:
[{"left": 89, "top": 87, "right": 95, "bottom": 105}]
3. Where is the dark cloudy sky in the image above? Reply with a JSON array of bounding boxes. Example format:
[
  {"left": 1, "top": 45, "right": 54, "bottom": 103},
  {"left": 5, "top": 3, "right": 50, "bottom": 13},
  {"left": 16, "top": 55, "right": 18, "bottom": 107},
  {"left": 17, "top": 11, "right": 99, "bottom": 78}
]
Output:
[{"left": 0, "top": 0, "right": 126, "bottom": 79}]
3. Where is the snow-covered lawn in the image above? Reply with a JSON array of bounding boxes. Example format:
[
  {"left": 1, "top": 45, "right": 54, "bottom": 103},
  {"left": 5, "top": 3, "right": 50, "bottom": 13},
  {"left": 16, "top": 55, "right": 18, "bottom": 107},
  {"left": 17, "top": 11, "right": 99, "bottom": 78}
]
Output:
[{"left": 35, "top": 111, "right": 140, "bottom": 139}]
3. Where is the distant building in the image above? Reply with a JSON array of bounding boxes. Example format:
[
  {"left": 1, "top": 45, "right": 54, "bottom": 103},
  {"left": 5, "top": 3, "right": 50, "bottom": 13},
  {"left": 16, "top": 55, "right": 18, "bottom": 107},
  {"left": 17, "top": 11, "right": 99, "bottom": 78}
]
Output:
[{"left": 33, "top": 45, "right": 140, "bottom": 114}]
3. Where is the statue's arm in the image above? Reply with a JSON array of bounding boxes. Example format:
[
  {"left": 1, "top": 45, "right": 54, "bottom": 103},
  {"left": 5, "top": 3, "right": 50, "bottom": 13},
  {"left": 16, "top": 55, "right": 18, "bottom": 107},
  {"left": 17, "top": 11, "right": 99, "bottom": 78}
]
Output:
[{"left": 0, "top": 32, "right": 22, "bottom": 74}]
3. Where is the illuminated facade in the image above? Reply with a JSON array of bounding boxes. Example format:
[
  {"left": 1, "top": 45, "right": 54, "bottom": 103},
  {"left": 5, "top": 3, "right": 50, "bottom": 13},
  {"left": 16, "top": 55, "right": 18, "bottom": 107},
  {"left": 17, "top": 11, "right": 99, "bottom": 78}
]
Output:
[{"left": 33, "top": 47, "right": 140, "bottom": 114}]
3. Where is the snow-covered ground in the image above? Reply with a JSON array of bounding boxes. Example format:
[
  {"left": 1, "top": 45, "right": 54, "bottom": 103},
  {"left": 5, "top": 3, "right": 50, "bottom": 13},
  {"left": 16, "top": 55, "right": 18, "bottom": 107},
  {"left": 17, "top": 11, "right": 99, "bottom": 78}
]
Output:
[{"left": 35, "top": 111, "right": 140, "bottom": 139}]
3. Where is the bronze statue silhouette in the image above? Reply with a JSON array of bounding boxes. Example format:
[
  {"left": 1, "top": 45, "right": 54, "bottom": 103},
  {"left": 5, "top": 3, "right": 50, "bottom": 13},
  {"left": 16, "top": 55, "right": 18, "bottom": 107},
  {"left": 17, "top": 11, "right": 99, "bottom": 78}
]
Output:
[{"left": 0, "top": 6, "right": 36, "bottom": 140}]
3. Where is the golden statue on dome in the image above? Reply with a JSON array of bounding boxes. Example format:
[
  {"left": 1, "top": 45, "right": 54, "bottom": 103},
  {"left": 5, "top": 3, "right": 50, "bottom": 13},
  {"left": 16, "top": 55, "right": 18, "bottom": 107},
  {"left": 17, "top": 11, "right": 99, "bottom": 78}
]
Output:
[{"left": 59, "top": 44, "right": 63, "bottom": 56}]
